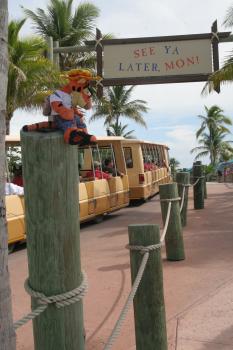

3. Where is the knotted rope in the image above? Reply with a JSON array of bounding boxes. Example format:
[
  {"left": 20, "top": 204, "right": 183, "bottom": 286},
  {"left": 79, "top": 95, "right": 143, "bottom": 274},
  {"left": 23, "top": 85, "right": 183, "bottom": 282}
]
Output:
[
  {"left": 96, "top": 77, "right": 104, "bottom": 88},
  {"left": 191, "top": 175, "right": 205, "bottom": 187},
  {"left": 103, "top": 243, "right": 161, "bottom": 350},
  {"left": 104, "top": 199, "right": 174, "bottom": 349},
  {"left": 180, "top": 186, "right": 186, "bottom": 213},
  {"left": 211, "top": 31, "right": 219, "bottom": 42},
  {"left": 13, "top": 271, "right": 88, "bottom": 330},
  {"left": 95, "top": 37, "right": 103, "bottom": 49}
]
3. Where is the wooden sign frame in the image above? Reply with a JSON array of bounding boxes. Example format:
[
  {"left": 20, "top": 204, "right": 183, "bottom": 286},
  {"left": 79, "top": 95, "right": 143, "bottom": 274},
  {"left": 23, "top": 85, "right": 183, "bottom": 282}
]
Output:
[{"left": 93, "top": 21, "right": 230, "bottom": 95}]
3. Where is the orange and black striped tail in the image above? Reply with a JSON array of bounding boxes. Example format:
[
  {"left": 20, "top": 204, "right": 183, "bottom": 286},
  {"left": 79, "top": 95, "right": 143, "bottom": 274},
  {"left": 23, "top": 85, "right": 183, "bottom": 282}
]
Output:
[{"left": 22, "top": 121, "right": 56, "bottom": 132}]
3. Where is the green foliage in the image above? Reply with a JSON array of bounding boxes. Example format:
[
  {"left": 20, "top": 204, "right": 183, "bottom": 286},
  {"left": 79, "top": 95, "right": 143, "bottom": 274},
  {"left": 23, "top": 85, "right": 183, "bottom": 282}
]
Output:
[
  {"left": 204, "top": 164, "right": 215, "bottom": 175},
  {"left": 169, "top": 157, "right": 180, "bottom": 174},
  {"left": 23, "top": 0, "right": 100, "bottom": 70},
  {"left": 219, "top": 142, "right": 233, "bottom": 161},
  {"left": 202, "top": 5, "right": 233, "bottom": 93},
  {"left": 6, "top": 147, "right": 22, "bottom": 178},
  {"left": 107, "top": 123, "right": 136, "bottom": 138},
  {"left": 191, "top": 105, "right": 233, "bottom": 165},
  {"left": 7, "top": 19, "right": 61, "bottom": 133},
  {"left": 91, "top": 85, "right": 148, "bottom": 131}
]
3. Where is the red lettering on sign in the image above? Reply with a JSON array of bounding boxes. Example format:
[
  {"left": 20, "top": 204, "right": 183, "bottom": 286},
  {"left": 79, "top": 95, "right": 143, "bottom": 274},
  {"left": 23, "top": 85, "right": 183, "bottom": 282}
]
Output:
[
  {"left": 186, "top": 57, "right": 195, "bottom": 65},
  {"left": 176, "top": 59, "right": 185, "bottom": 68},
  {"left": 165, "top": 56, "right": 200, "bottom": 71},
  {"left": 141, "top": 48, "right": 147, "bottom": 56},
  {"left": 165, "top": 62, "right": 175, "bottom": 71},
  {"left": 133, "top": 47, "right": 156, "bottom": 58},
  {"left": 134, "top": 49, "right": 140, "bottom": 58},
  {"left": 149, "top": 47, "right": 155, "bottom": 55}
]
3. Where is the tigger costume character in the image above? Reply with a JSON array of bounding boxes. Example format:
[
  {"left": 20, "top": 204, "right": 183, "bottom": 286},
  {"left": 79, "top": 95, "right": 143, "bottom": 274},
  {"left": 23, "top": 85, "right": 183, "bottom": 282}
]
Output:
[{"left": 23, "top": 69, "right": 99, "bottom": 146}]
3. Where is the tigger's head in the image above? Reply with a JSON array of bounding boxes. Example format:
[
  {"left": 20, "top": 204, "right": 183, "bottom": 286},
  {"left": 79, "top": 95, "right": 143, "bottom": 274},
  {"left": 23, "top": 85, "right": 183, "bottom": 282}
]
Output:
[{"left": 61, "top": 69, "right": 100, "bottom": 109}]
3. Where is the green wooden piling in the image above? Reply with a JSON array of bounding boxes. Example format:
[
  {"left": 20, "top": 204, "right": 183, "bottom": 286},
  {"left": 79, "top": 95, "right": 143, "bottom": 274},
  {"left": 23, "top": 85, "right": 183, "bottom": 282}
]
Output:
[
  {"left": 176, "top": 172, "right": 190, "bottom": 227},
  {"left": 21, "top": 131, "right": 84, "bottom": 350},
  {"left": 53, "top": 40, "right": 60, "bottom": 69},
  {"left": 193, "top": 162, "right": 204, "bottom": 209},
  {"left": 204, "top": 174, "right": 207, "bottom": 199},
  {"left": 46, "top": 36, "right": 53, "bottom": 62},
  {"left": 128, "top": 224, "right": 167, "bottom": 350},
  {"left": 159, "top": 183, "right": 185, "bottom": 261}
]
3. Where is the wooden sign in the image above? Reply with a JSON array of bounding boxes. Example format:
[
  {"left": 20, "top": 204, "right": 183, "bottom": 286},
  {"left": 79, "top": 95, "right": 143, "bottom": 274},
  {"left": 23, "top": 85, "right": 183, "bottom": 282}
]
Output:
[
  {"left": 95, "top": 21, "right": 230, "bottom": 90},
  {"left": 104, "top": 39, "right": 212, "bottom": 79}
]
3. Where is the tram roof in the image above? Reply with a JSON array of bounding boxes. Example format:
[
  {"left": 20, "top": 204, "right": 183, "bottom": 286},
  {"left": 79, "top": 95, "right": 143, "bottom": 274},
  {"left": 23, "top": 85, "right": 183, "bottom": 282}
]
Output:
[
  {"left": 5, "top": 135, "right": 21, "bottom": 145},
  {"left": 5, "top": 134, "right": 169, "bottom": 148},
  {"left": 122, "top": 138, "right": 169, "bottom": 148}
]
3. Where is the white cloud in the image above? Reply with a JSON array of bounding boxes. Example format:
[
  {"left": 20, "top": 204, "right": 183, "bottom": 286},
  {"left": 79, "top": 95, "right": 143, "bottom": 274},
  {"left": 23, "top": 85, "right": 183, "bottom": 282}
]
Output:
[{"left": 165, "top": 125, "right": 209, "bottom": 167}]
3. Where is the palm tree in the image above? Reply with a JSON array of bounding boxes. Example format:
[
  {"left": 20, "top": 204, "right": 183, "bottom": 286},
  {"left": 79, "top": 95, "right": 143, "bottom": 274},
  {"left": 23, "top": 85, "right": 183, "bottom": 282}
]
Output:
[
  {"left": 0, "top": 1, "right": 16, "bottom": 348},
  {"left": 191, "top": 105, "right": 232, "bottom": 165},
  {"left": 107, "top": 122, "right": 136, "bottom": 138},
  {"left": 219, "top": 142, "right": 233, "bottom": 161},
  {"left": 7, "top": 19, "right": 61, "bottom": 134},
  {"left": 169, "top": 157, "right": 180, "bottom": 175},
  {"left": 202, "top": 5, "right": 233, "bottom": 93},
  {"left": 23, "top": 0, "right": 100, "bottom": 70},
  {"left": 91, "top": 85, "right": 148, "bottom": 131},
  {"left": 191, "top": 130, "right": 232, "bottom": 164}
]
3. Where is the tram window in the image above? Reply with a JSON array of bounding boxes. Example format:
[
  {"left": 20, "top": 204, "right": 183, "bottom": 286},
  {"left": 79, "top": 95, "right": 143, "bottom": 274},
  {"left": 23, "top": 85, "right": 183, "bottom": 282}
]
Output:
[
  {"left": 155, "top": 145, "right": 162, "bottom": 166},
  {"left": 151, "top": 145, "right": 159, "bottom": 165},
  {"left": 78, "top": 148, "right": 84, "bottom": 171},
  {"left": 99, "top": 146, "right": 113, "bottom": 167},
  {"left": 6, "top": 146, "right": 22, "bottom": 180},
  {"left": 92, "top": 147, "right": 100, "bottom": 164},
  {"left": 123, "top": 147, "right": 133, "bottom": 168}
]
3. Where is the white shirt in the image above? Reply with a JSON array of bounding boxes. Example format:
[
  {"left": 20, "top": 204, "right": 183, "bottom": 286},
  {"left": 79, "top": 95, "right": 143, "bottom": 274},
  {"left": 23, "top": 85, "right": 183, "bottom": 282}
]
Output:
[
  {"left": 5, "top": 183, "right": 24, "bottom": 195},
  {"left": 50, "top": 90, "right": 72, "bottom": 116}
]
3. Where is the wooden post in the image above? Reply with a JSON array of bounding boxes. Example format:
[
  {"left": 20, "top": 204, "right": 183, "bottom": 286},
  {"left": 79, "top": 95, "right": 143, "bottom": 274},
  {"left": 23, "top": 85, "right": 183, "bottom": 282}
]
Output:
[
  {"left": 211, "top": 20, "right": 220, "bottom": 93},
  {"left": 21, "top": 131, "right": 84, "bottom": 350},
  {"left": 96, "top": 28, "right": 103, "bottom": 99},
  {"left": 46, "top": 36, "right": 53, "bottom": 63},
  {"left": 204, "top": 172, "right": 207, "bottom": 199},
  {"left": 176, "top": 172, "right": 190, "bottom": 227},
  {"left": 193, "top": 162, "right": 204, "bottom": 209},
  {"left": 159, "top": 183, "right": 185, "bottom": 261},
  {"left": 53, "top": 40, "right": 60, "bottom": 69},
  {"left": 128, "top": 224, "right": 168, "bottom": 350}
]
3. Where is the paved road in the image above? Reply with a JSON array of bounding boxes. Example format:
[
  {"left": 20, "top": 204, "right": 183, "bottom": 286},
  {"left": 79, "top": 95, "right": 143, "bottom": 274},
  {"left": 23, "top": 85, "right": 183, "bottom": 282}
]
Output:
[{"left": 9, "top": 183, "right": 233, "bottom": 349}]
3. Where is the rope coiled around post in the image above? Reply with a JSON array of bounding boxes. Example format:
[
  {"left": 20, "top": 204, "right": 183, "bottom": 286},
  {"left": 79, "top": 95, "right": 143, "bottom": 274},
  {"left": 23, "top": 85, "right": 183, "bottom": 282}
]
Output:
[
  {"left": 104, "top": 199, "right": 174, "bottom": 350},
  {"left": 103, "top": 243, "right": 162, "bottom": 350},
  {"left": 13, "top": 271, "right": 88, "bottom": 330},
  {"left": 180, "top": 186, "right": 186, "bottom": 213},
  {"left": 190, "top": 176, "right": 205, "bottom": 187}
]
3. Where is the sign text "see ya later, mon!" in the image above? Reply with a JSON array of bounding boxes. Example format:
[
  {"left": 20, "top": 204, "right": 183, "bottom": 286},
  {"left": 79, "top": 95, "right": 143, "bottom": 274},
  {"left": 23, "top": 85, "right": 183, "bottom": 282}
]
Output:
[{"left": 103, "top": 39, "right": 212, "bottom": 79}]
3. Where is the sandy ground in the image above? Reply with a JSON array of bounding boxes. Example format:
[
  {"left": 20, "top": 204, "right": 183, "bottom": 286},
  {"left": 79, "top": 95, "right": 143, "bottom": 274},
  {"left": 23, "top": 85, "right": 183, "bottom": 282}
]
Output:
[{"left": 9, "top": 182, "right": 233, "bottom": 349}]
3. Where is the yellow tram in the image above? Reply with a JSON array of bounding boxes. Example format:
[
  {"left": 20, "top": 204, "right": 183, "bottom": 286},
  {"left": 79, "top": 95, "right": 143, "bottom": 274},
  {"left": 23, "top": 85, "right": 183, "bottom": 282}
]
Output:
[
  {"left": 122, "top": 139, "right": 171, "bottom": 200},
  {"left": 5, "top": 135, "right": 171, "bottom": 250}
]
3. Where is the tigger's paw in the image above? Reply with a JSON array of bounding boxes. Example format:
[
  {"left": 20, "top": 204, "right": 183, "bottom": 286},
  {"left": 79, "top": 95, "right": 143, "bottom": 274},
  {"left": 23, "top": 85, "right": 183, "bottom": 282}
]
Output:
[{"left": 69, "top": 130, "right": 97, "bottom": 146}]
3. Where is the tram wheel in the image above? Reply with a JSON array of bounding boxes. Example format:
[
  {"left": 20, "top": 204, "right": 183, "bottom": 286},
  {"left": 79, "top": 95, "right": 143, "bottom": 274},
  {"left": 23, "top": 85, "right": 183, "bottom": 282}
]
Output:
[
  {"left": 8, "top": 243, "right": 16, "bottom": 254},
  {"left": 94, "top": 215, "right": 104, "bottom": 224}
]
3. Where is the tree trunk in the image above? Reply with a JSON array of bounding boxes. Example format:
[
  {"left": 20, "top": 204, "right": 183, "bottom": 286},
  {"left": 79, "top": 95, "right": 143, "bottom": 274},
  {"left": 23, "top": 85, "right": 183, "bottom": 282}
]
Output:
[
  {"left": 5, "top": 117, "right": 10, "bottom": 135},
  {"left": 0, "top": 1, "right": 16, "bottom": 349}
]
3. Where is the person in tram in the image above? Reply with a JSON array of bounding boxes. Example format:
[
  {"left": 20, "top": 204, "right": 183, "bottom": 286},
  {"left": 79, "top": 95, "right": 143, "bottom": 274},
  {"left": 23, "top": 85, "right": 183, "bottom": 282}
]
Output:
[
  {"left": 5, "top": 170, "right": 23, "bottom": 195},
  {"left": 151, "top": 159, "right": 158, "bottom": 170},
  {"left": 12, "top": 164, "right": 23, "bottom": 187},
  {"left": 86, "top": 161, "right": 112, "bottom": 180},
  {"left": 102, "top": 158, "right": 124, "bottom": 177},
  {"left": 144, "top": 156, "right": 153, "bottom": 171}
]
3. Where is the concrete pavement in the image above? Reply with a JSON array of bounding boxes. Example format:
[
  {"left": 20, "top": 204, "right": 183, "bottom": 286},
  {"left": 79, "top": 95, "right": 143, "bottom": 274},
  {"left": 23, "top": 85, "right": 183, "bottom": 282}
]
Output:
[{"left": 8, "top": 182, "right": 233, "bottom": 349}]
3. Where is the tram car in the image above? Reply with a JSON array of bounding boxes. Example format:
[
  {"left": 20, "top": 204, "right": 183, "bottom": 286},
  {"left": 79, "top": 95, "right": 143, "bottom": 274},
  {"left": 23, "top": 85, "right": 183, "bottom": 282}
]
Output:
[
  {"left": 5, "top": 135, "right": 171, "bottom": 251},
  {"left": 122, "top": 139, "right": 171, "bottom": 200}
]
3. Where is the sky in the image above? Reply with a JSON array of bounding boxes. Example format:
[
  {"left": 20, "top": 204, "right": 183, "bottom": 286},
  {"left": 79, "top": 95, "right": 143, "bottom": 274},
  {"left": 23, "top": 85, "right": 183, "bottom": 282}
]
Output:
[{"left": 8, "top": 0, "right": 233, "bottom": 167}]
